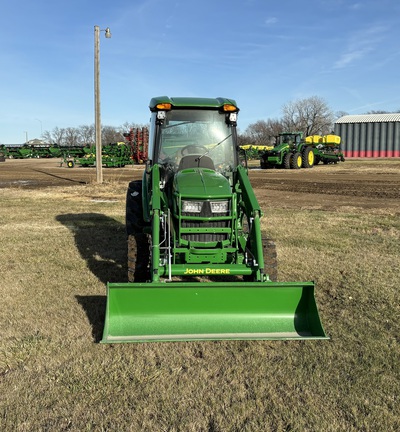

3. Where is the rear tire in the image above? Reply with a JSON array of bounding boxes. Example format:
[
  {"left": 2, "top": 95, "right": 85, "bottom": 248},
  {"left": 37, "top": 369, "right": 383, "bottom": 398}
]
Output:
[
  {"left": 283, "top": 152, "right": 292, "bottom": 169},
  {"left": 126, "top": 180, "right": 150, "bottom": 282}
]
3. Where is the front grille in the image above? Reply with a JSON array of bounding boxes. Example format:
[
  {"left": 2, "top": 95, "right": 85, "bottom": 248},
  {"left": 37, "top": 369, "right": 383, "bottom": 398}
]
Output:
[{"left": 182, "top": 217, "right": 230, "bottom": 243}]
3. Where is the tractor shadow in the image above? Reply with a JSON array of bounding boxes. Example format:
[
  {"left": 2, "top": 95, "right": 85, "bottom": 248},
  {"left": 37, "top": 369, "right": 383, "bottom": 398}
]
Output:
[
  {"left": 31, "top": 168, "right": 87, "bottom": 184},
  {"left": 75, "top": 295, "right": 106, "bottom": 342},
  {"left": 56, "top": 213, "right": 127, "bottom": 342}
]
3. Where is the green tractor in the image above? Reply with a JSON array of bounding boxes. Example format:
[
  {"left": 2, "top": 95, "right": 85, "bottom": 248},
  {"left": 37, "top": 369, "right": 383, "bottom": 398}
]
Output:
[
  {"left": 102, "top": 97, "right": 327, "bottom": 343},
  {"left": 260, "top": 132, "right": 315, "bottom": 169},
  {"left": 0, "top": 145, "right": 6, "bottom": 162}
]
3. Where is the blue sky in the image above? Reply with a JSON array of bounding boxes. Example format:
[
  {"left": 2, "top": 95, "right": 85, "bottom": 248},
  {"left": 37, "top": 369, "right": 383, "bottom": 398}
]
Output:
[{"left": 1, "top": 0, "right": 400, "bottom": 143}]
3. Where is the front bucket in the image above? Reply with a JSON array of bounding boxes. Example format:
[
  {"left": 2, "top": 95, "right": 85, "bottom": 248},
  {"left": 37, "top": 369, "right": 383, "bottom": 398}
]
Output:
[{"left": 101, "top": 281, "right": 328, "bottom": 343}]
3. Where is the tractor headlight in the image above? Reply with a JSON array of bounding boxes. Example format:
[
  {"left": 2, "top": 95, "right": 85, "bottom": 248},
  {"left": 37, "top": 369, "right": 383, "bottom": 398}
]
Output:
[
  {"left": 182, "top": 200, "right": 203, "bottom": 213},
  {"left": 210, "top": 200, "right": 229, "bottom": 213}
]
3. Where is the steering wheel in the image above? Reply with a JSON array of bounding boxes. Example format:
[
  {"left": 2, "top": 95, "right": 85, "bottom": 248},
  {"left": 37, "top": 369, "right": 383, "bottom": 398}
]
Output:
[{"left": 180, "top": 144, "right": 208, "bottom": 156}]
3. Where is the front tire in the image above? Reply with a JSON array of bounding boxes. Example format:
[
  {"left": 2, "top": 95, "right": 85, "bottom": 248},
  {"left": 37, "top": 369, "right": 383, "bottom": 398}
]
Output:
[
  {"left": 302, "top": 147, "right": 314, "bottom": 168},
  {"left": 126, "top": 180, "right": 150, "bottom": 282},
  {"left": 290, "top": 152, "right": 302, "bottom": 169}
]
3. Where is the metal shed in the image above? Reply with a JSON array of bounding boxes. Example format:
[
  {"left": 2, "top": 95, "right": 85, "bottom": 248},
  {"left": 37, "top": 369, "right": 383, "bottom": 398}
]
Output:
[{"left": 334, "top": 114, "right": 400, "bottom": 157}]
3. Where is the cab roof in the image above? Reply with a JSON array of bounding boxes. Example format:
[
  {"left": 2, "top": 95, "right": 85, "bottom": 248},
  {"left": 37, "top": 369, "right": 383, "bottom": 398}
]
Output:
[{"left": 149, "top": 96, "right": 238, "bottom": 111}]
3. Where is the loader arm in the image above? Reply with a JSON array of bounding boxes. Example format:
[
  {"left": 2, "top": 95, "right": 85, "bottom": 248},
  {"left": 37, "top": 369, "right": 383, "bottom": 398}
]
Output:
[{"left": 236, "top": 165, "right": 265, "bottom": 279}]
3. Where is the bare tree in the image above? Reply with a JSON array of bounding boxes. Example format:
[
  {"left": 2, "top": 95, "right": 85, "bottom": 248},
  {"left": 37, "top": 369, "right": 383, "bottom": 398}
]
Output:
[
  {"left": 78, "top": 125, "right": 95, "bottom": 145},
  {"left": 42, "top": 127, "right": 65, "bottom": 145},
  {"left": 121, "top": 121, "right": 148, "bottom": 132},
  {"left": 64, "top": 127, "right": 81, "bottom": 147},
  {"left": 335, "top": 110, "right": 349, "bottom": 120},
  {"left": 102, "top": 126, "right": 124, "bottom": 144},
  {"left": 242, "top": 119, "right": 283, "bottom": 145},
  {"left": 282, "top": 96, "right": 334, "bottom": 136}
]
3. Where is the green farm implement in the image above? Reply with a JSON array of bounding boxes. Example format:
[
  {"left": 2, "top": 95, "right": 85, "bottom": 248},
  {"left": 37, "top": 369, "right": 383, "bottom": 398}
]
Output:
[
  {"left": 102, "top": 97, "right": 327, "bottom": 343},
  {"left": 258, "top": 132, "right": 344, "bottom": 169},
  {"left": 63, "top": 143, "right": 133, "bottom": 168},
  {"left": 308, "top": 134, "right": 345, "bottom": 165}
]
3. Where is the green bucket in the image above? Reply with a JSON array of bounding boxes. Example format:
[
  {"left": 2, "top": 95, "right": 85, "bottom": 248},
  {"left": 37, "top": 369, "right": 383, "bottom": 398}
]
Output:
[{"left": 101, "top": 281, "right": 328, "bottom": 343}]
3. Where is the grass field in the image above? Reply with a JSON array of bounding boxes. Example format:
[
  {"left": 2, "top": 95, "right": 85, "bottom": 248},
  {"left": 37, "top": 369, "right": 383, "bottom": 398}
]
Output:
[{"left": 1, "top": 167, "right": 399, "bottom": 431}]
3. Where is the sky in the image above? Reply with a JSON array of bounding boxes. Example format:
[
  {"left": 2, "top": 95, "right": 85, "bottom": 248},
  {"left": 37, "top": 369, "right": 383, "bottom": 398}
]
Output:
[{"left": 1, "top": 0, "right": 400, "bottom": 144}]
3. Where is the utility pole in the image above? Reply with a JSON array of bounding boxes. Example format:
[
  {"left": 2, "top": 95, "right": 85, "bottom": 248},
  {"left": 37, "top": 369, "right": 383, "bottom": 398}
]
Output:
[{"left": 94, "top": 25, "right": 111, "bottom": 184}]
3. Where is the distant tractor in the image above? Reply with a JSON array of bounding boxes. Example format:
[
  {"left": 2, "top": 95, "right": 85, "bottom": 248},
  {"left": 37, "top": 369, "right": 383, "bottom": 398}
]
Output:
[
  {"left": 259, "top": 132, "right": 345, "bottom": 169},
  {"left": 0, "top": 145, "right": 6, "bottom": 162},
  {"left": 260, "top": 132, "right": 315, "bottom": 169}
]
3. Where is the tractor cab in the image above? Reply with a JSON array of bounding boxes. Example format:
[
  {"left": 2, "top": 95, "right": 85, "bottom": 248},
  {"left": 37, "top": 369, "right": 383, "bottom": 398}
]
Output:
[
  {"left": 275, "top": 132, "right": 303, "bottom": 148},
  {"left": 148, "top": 97, "right": 239, "bottom": 186}
]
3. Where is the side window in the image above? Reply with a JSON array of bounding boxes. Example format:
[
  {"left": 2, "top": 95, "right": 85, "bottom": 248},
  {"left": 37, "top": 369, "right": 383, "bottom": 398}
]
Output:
[{"left": 148, "top": 114, "right": 156, "bottom": 163}]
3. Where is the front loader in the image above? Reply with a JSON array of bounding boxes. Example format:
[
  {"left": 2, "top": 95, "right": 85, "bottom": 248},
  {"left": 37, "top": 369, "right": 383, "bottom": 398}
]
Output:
[{"left": 102, "top": 97, "right": 327, "bottom": 343}]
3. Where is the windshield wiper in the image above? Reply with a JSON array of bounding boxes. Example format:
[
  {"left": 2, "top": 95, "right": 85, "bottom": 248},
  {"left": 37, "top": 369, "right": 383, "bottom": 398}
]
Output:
[
  {"left": 163, "top": 121, "right": 191, "bottom": 130},
  {"left": 195, "top": 133, "right": 232, "bottom": 162}
]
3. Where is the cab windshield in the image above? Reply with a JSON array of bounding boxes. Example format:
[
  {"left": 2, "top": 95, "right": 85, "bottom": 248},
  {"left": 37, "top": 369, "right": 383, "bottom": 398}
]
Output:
[
  {"left": 157, "top": 109, "right": 235, "bottom": 174},
  {"left": 277, "top": 134, "right": 301, "bottom": 145}
]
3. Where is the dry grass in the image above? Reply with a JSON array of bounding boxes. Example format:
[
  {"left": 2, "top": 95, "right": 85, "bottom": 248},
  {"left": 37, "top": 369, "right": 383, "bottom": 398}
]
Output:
[{"left": 1, "top": 169, "right": 399, "bottom": 431}]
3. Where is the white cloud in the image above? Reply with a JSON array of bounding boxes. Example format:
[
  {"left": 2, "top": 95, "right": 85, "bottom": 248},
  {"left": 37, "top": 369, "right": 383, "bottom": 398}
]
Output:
[
  {"left": 334, "top": 25, "right": 387, "bottom": 69},
  {"left": 349, "top": 3, "right": 362, "bottom": 10},
  {"left": 265, "top": 17, "right": 278, "bottom": 26}
]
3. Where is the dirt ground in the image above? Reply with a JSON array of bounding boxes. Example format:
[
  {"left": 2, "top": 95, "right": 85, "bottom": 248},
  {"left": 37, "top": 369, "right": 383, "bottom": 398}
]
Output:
[{"left": 1, "top": 158, "right": 399, "bottom": 213}]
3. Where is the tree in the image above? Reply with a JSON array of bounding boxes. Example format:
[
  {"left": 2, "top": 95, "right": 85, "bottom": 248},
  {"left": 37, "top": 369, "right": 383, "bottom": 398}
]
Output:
[
  {"left": 78, "top": 125, "right": 95, "bottom": 145},
  {"left": 364, "top": 110, "right": 400, "bottom": 114},
  {"left": 282, "top": 96, "right": 334, "bottom": 136},
  {"left": 102, "top": 126, "right": 124, "bottom": 144},
  {"left": 241, "top": 119, "right": 284, "bottom": 145},
  {"left": 42, "top": 127, "right": 65, "bottom": 145},
  {"left": 64, "top": 127, "right": 81, "bottom": 147},
  {"left": 121, "top": 122, "right": 147, "bottom": 132},
  {"left": 335, "top": 110, "right": 349, "bottom": 120}
]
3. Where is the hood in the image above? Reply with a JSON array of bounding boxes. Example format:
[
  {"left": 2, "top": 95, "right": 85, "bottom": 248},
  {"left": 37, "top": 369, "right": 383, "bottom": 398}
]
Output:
[{"left": 173, "top": 168, "right": 231, "bottom": 198}]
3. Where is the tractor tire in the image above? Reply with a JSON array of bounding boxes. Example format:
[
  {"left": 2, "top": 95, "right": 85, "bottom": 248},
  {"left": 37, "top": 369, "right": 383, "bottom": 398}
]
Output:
[
  {"left": 302, "top": 147, "right": 314, "bottom": 168},
  {"left": 126, "top": 180, "right": 150, "bottom": 282},
  {"left": 127, "top": 234, "right": 150, "bottom": 282},
  {"left": 283, "top": 152, "right": 292, "bottom": 169},
  {"left": 263, "top": 238, "right": 278, "bottom": 282},
  {"left": 126, "top": 180, "right": 147, "bottom": 235},
  {"left": 67, "top": 160, "right": 75, "bottom": 168},
  {"left": 290, "top": 152, "right": 302, "bottom": 169}
]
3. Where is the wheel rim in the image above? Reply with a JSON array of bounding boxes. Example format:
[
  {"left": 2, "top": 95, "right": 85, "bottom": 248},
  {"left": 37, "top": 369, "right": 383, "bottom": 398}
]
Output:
[
  {"left": 308, "top": 151, "right": 314, "bottom": 165},
  {"left": 297, "top": 156, "right": 302, "bottom": 167}
]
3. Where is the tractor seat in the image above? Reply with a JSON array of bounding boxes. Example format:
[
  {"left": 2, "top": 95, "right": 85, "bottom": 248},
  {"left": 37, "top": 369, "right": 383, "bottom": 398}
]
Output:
[{"left": 178, "top": 155, "right": 215, "bottom": 171}]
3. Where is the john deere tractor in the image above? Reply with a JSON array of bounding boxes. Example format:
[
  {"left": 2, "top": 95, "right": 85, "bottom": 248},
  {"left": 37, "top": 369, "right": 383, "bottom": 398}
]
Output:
[
  {"left": 102, "top": 97, "right": 327, "bottom": 343},
  {"left": 260, "top": 132, "right": 315, "bottom": 169}
]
